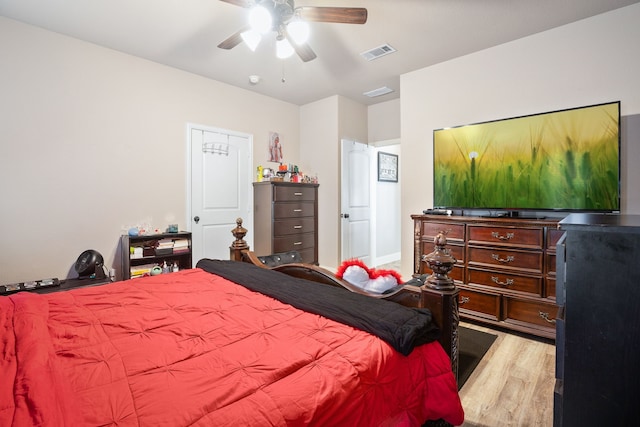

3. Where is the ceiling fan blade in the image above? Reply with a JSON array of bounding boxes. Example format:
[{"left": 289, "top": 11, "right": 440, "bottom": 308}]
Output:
[
  {"left": 285, "top": 32, "right": 317, "bottom": 62},
  {"left": 217, "top": 26, "right": 250, "bottom": 49},
  {"left": 219, "top": 0, "right": 253, "bottom": 8},
  {"left": 294, "top": 43, "right": 317, "bottom": 62},
  {"left": 296, "top": 7, "right": 367, "bottom": 24}
]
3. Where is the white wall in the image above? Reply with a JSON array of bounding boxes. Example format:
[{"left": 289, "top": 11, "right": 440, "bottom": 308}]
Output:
[
  {"left": 368, "top": 98, "right": 400, "bottom": 143},
  {"left": 400, "top": 3, "right": 640, "bottom": 277},
  {"left": 299, "top": 95, "right": 367, "bottom": 269},
  {"left": 299, "top": 97, "right": 339, "bottom": 268},
  {"left": 0, "top": 17, "right": 301, "bottom": 284}
]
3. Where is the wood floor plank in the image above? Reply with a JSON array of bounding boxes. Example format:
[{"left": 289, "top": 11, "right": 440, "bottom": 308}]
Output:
[{"left": 458, "top": 321, "right": 555, "bottom": 426}]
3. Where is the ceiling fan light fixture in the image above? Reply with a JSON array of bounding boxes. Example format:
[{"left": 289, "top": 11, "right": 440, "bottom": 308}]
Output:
[
  {"left": 276, "top": 38, "right": 295, "bottom": 59},
  {"left": 248, "top": 5, "right": 272, "bottom": 34},
  {"left": 287, "top": 19, "right": 310, "bottom": 45},
  {"left": 218, "top": 1, "right": 367, "bottom": 63},
  {"left": 241, "top": 29, "right": 262, "bottom": 51}
]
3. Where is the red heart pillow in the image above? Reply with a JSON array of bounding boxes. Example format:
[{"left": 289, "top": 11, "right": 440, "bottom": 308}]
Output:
[{"left": 336, "top": 259, "right": 403, "bottom": 293}]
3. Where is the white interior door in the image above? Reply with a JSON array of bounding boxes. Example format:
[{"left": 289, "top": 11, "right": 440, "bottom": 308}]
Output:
[
  {"left": 188, "top": 125, "right": 252, "bottom": 265},
  {"left": 340, "top": 139, "right": 373, "bottom": 264}
]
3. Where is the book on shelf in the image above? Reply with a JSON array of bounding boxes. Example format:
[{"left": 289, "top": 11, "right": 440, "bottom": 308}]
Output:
[
  {"left": 157, "top": 238, "right": 175, "bottom": 249},
  {"left": 173, "top": 238, "right": 190, "bottom": 253},
  {"left": 130, "top": 246, "right": 144, "bottom": 259},
  {"left": 173, "top": 238, "right": 189, "bottom": 248},
  {"left": 130, "top": 264, "right": 155, "bottom": 278}
]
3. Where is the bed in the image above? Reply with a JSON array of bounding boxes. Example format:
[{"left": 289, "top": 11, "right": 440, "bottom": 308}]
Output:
[{"left": 1, "top": 222, "right": 464, "bottom": 427}]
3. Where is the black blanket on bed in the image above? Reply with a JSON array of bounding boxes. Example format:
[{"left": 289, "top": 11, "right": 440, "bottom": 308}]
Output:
[{"left": 196, "top": 259, "right": 440, "bottom": 356}]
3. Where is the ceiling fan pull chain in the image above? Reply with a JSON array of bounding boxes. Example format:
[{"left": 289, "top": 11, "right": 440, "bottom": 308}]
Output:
[{"left": 281, "top": 62, "right": 286, "bottom": 83}]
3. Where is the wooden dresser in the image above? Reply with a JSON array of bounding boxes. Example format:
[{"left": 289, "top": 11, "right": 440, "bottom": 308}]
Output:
[
  {"left": 253, "top": 182, "right": 319, "bottom": 264},
  {"left": 412, "top": 214, "right": 561, "bottom": 339}
]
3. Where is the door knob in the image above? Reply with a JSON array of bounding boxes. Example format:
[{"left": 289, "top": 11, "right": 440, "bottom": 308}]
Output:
[
  {"left": 341, "top": 213, "right": 350, "bottom": 218},
  {"left": 194, "top": 216, "right": 200, "bottom": 224}
]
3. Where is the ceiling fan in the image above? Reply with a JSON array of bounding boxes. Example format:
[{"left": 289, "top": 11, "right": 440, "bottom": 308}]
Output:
[{"left": 217, "top": 0, "right": 368, "bottom": 62}]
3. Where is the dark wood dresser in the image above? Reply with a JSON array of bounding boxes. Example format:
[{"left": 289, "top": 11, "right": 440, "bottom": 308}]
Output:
[
  {"left": 253, "top": 182, "right": 319, "bottom": 264},
  {"left": 412, "top": 214, "right": 561, "bottom": 339},
  {"left": 554, "top": 213, "right": 640, "bottom": 426}
]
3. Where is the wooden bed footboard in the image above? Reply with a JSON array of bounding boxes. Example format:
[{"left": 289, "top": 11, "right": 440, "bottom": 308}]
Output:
[{"left": 229, "top": 218, "right": 460, "bottom": 381}]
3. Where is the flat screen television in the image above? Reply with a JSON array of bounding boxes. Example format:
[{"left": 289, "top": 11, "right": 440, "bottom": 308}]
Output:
[{"left": 433, "top": 101, "right": 620, "bottom": 215}]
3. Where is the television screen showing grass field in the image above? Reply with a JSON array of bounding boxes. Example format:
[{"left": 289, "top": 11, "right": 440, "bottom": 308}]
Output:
[{"left": 433, "top": 102, "right": 620, "bottom": 212}]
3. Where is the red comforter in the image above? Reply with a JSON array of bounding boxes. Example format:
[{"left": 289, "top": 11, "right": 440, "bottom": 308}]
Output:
[{"left": 1, "top": 268, "right": 463, "bottom": 426}]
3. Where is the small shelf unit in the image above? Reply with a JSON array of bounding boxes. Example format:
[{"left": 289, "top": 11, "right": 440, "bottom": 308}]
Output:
[{"left": 120, "top": 232, "right": 192, "bottom": 280}]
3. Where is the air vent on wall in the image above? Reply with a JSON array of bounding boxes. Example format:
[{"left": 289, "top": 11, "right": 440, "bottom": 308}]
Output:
[
  {"left": 360, "top": 44, "right": 396, "bottom": 61},
  {"left": 363, "top": 86, "right": 394, "bottom": 98}
]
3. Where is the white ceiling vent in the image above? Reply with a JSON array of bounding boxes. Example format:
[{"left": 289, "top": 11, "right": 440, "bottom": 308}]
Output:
[
  {"left": 363, "top": 86, "right": 394, "bottom": 98},
  {"left": 360, "top": 44, "right": 396, "bottom": 61}
]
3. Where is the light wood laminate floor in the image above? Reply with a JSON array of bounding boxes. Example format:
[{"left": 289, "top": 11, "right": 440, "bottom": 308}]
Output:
[{"left": 458, "top": 321, "right": 555, "bottom": 427}]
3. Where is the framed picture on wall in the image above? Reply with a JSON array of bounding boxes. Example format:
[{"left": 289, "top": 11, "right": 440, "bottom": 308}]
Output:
[{"left": 378, "top": 152, "right": 398, "bottom": 182}]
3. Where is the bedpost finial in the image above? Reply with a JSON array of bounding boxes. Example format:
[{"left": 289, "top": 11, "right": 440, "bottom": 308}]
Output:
[
  {"left": 421, "top": 232, "right": 456, "bottom": 290},
  {"left": 231, "top": 217, "right": 248, "bottom": 249}
]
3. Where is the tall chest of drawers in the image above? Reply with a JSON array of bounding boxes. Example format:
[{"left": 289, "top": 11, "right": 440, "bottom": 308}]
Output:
[
  {"left": 253, "top": 182, "right": 319, "bottom": 264},
  {"left": 413, "top": 214, "right": 561, "bottom": 339},
  {"left": 554, "top": 214, "right": 640, "bottom": 426}
]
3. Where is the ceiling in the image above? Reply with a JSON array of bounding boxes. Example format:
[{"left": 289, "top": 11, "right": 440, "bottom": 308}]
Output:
[{"left": 1, "top": 0, "right": 638, "bottom": 106}]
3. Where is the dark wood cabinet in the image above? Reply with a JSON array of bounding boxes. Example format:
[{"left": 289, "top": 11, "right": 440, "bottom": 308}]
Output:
[
  {"left": 120, "top": 232, "right": 192, "bottom": 280},
  {"left": 554, "top": 213, "right": 640, "bottom": 426},
  {"left": 412, "top": 214, "right": 560, "bottom": 338},
  {"left": 253, "top": 182, "right": 319, "bottom": 264}
]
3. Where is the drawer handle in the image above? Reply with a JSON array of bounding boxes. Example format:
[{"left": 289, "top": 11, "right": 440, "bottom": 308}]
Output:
[
  {"left": 491, "top": 254, "right": 514, "bottom": 263},
  {"left": 539, "top": 311, "right": 556, "bottom": 324},
  {"left": 294, "top": 192, "right": 303, "bottom": 196},
  {"left": 491, "top": 276, "right": 514, "bottom": 286},
  {"left": 293, "top": 242, "right": 302, "bottom": 245},
  {"left": 293, "top": 209, "right": 302, "bottom": 212},
  {"left": 491, "top": 231, "right": 515, "bottom": 240},
  {"left": 459, "top": 296, "right": 470, "bottom": 305},
  {"left": 293, "top": 225, "right": 303, "bottom": 229}
]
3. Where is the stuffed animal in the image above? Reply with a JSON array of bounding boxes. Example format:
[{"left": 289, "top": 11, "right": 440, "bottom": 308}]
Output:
[{"left": 335, "top": 259, "right": 403, "bottom": 294}]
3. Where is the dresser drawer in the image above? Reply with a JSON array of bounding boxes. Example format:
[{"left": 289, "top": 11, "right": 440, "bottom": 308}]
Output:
[
  {"left": 468, "top": 246, "right": 543, "bottom": 273},
  {"left": 273, "top": 201, "right": 315, "bottom": 219},
  {"left": 420, "top": 221, "right": 465, "bottom": 242},
  {"left": 546, "top": 252, "right": 557, "bottom": 276},
  {"left": 298, "top": 248, "right": 316, "bottom": 264},
  {"left": 546, "top": 228, "right": 565, "bottom": 250},
  {"left": 458, "top": 288, "right": 501, "bottom": 321},
  {"left": 468, "top": 267, "right": 543, "bottom": 296},
  {"left": 468, "top": 225, "right": 543, "bottom": 249},
  {"left": 274, "top": 233, "right": 315, "bottom": 252},
  {"left": 274, "top": 185, "right": 316, "bottom": 201},
  {"left": 546, "top": 277, "right": 556, "bottom": 299},
  {"left": 503, "top": 296, "right": 558, "bottom": 330},
  {"left": 273, "top": 218, "right": 315, "bottom": 236}
]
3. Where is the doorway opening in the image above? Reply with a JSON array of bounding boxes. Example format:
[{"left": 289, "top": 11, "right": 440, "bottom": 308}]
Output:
[{"left": 340, "top": 138, "right": 400, "bottom": 268}]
